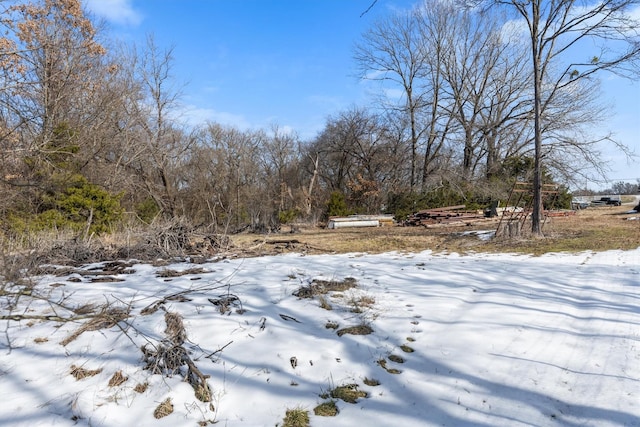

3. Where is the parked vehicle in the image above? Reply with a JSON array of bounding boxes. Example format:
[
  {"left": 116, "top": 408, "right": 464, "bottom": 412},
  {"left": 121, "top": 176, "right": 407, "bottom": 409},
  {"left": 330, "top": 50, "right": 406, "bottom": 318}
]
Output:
[
  {"left": 571, "top": 200, "right": 590, "bottom": 210},
  {"left": 591, "top": 197, "right": 622, "bottom": 206}
]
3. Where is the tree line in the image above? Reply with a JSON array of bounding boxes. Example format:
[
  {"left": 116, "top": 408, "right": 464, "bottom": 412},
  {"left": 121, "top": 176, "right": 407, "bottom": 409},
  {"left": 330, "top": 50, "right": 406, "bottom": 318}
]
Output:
[{"left": 0, "top": 0, "right": 637, "bottom": 239}]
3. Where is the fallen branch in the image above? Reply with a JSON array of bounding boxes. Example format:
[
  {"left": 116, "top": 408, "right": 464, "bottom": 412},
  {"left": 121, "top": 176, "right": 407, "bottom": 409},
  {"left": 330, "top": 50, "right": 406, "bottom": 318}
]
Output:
[
  {"left": 205, "top": 340, "right": 233, "bottom": 359},
  {"left": 142, "top": 311, "right": 213, "bottom": 402},
  {"left": 265, "top": 239, "right": 301, "bottom": 245},
  {"left": 0, "top": 314, "right": 88, "bottom": 322}
]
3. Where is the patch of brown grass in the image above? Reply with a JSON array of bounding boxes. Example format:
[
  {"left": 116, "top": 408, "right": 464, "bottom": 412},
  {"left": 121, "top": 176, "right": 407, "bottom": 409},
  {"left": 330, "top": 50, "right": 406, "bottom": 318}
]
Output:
[
  {"left": 108, "top": 370, "right": 128, "bottom": 387},
  {"left": 329, "top": 384, "right": 368, "bottom": 403},
  {"left": 282, "top": 407, "right": 310, "bottom": 427},
  {"left": 134, "top": 382, "right": 148, "bottom": 393},
  {"left": 194, "top": 383, "right": 212, "bottom": 402},
  {"left": 313, "top": 400, "right": 339, "bottom": 416},
  {"left": 293, "top": 277, "right": 357, "bottom": 298},
  {"left": 60, "top": 305, "right": 130, "bottom": 346},
  {"left": 388, "top": 354, "right": 405, "bottom": 363},
  {"left": 229, "top": 205, "right": 640, "bottom": 256},
  {"left": 377, "top": 359, "right": 402, "bottom": 374},
  {"left": 325, "top": 321, "right": 339, "bottom": 330},
  {"left": 153, "top": 398, "right": 173, "bottom": 419},
  {"left": 400, "top": 344, "right": 415, "bottom": 353},
  {"left": 164, "top": 311, "right": 186, "bottom": 344},
  {"left": 70, "top": 365, "right": 103, "bottom": 380},
  {"left": 336, "top": 324, "right": 373, "bottom": 337},
  {"left": 349, "top": 295, "right": 376, "bottom": 313},
  {"left": 363, "top": 377, "right": 380, "bottom": 386}
]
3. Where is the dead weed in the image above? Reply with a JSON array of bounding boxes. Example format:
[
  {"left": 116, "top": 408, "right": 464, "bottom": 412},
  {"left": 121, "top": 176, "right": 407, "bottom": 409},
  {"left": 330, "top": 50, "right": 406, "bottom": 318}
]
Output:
[
  {"left": 336, "top": 324, "right": 373, "bottom": 337},
  {"left": 60, "top": 305, "right": 130, "bottom": 346},
  {"left": 153, "top": 398, "right": 173, "bottom": 419},
  {"left": 329, "top": 384, "right": 368, "bottom": 403},
  {"left": 313, "top": 400, "right": 339, "bottom": 417},
  {"left": 134, "top": 382, "right": 149, "bottom": 393},
  {"left": 108, "top": 370, "right": 128, "bottom": 387},
  {"left": 70, "top": 365, "right": 103, "bottom": 380},
  {"left": 293, "top": 277, "right": 357, "bottom": 298}
]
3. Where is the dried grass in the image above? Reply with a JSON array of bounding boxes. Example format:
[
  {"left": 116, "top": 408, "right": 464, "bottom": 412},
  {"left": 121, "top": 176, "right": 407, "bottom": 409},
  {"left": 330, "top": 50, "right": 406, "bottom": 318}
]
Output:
[
  {"left": 153, "top": 398, "right": 173, "bottom": 419},
  {"left": 336, "top": 324, "right": 373, "bottom": 337},
  {"left": 377, "top": 359, "right": 402, "bottom": 374},
  {"left": 348, "top": 294, "right": 376, "bottom": 313},
  {"left": 388, "top": 354, "right": 405, "bottom": 363},
  {"left": 142, "top": 311, "right": 212, "bottom": 403},
  {"left": 400, "top": 344, "right": 415, "bottom": 353},
  {"left": 133, "top": 382, "right": 148, "bottom": 393},
  {"left": 282, "top": 407, "right": 310, "bottom": 427},
  {"left": 230, "top": 205, "right": 640, "bottom": 255},
  {"left": 60, "top": 305, "right": 130, "bottom": 346},
  {"left": 293, "top": 277, "right": 357, "bottom": 298},
  {"left": 313, "top": 400, "right": 339, "bottom": 417},
  {"left": 70, "top": 365, "right": 103, "bottom": 380},
  {"left": 363, "top": 377, "right": 380, "bottom": 386},
  {"left": 325, "top": 321, "right": 339, "bottom": 330},
  {"left": 107, "top": 370, "right": 128, "bottom": 387},
  {"left": 164, "top": 312, "right": 186, "bottom": 345},
  {"left": 329, "top": 384, "right": 368, "bottom": 403}
]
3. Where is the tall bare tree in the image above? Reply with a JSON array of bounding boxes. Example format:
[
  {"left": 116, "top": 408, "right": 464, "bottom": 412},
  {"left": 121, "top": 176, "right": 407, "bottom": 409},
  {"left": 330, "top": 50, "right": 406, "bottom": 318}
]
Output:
[
  {"left": 354, "top": 9, "right": 429, "bottom": 191},
  {"left": 261, "top": 124, "right": 300, "bottom": 218},
  {"left": 490, "top": 0, "right": 640, "bottom": 235},
  {"left": 127, "top": 35, "right": 192, "bottom": 219},
  {"left": 414, "top": 0, "right": 456, "bottom": 190},
  {"left": 354, "top": 1, "right": 533, "bottom": 193}
]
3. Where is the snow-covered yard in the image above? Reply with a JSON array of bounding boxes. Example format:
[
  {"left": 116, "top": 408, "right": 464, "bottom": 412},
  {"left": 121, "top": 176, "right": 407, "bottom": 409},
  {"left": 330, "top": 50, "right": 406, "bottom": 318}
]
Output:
[{"left": 1, "top": 249, "right": 638, "bottom": 426}]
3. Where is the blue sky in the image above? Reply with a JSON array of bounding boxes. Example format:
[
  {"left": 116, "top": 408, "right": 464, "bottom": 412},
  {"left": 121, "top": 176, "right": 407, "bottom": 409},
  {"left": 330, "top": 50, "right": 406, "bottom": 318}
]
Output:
[{"left": 84, "top": 0, "right": 639, "bottom": 188}]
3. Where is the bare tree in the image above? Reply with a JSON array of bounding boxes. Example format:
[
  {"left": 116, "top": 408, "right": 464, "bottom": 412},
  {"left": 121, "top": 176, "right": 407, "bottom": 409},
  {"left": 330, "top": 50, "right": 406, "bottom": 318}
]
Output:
[
  {"left": 309, "top": 107, "right": 397, "bottom": 214},
  {"left": 127, "top": 35, "right": 192, "bottom": 219},
  {"left": 188, "top": 123, "right": 264, "bottom": 231},
  {"left": 261, "top": 124, "right": 300, "bottom": 220},
  {"left": 354, "top": 9, "right": 429, "bottom": 191},
  {"left": 354, "top": 1, "right": 534, "bottom": 193},
  {"left": 414, "top": 1, "right": 457, "bottom": 190},
  {"left": 489, "top": 0, "right": 640, "bottom": 235}
]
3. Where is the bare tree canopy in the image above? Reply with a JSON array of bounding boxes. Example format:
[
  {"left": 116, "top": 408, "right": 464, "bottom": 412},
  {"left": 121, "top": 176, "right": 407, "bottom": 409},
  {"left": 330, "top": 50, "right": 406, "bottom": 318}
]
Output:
[
  {"left": 0, "top": 0, "right": 637, "bottom": 239},
  {"left": 487, "top": 0, "right": 640, "bottom": 234}
]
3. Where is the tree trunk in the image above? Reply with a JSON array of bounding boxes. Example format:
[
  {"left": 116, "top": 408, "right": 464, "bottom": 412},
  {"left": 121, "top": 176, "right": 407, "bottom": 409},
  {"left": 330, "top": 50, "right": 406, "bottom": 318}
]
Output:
[{"left": 530, "top": 1, "right": 543, "bottom": 236}]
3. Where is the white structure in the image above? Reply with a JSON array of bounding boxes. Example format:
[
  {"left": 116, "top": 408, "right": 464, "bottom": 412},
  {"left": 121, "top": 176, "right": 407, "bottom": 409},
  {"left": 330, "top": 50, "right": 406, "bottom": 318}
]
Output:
[{"left": 327, "top": 214, "right": 394, "bottom": 229}]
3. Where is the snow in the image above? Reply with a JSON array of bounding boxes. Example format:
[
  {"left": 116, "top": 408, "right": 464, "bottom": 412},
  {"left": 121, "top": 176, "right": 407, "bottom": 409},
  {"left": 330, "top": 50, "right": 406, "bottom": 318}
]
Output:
[{"left": 1, "top": 249, "right": 639, "bottom": 426}]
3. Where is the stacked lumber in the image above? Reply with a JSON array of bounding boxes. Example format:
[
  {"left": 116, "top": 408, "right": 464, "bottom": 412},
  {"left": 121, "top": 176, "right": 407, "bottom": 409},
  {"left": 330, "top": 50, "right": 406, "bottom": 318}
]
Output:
[
  {"left": 405, "top": 205, "right": 485, "bottom": 227},
  {"left": 544, "top": 210, "right": 576, "bottom": 217}
]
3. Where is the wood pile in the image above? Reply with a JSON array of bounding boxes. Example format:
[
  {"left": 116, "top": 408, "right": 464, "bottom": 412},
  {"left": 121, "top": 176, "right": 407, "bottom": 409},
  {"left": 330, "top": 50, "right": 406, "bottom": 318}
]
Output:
[
  {"left": 404, "top": 205, "right": 486, "bottom": 227},
  {"left": 544, "top": 210, "right": 576, "bottom": 217}
]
